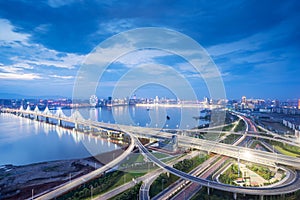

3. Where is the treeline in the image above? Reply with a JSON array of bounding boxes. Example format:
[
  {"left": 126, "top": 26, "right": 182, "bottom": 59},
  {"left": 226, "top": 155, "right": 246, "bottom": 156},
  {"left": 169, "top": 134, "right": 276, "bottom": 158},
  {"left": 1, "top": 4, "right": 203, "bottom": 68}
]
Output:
[
  {"left": 58, "top": 171, "right": 124, "bottom": 200},
  {"left": 109, "top": 182, "right": 142, "bottom": 200}
]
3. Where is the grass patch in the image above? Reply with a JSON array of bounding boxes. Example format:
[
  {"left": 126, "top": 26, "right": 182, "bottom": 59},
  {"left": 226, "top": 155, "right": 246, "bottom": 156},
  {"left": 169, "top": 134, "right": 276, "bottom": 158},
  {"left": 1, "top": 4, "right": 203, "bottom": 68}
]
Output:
[
  {"left": 218, "top": 164, "right": 241, "bottom": 185},
  {"left": 268, "top": 140, "right": 300, "bottom": 157},
  {"left": 121, "top": 152, "right": 169, "bottom": 166},
  {"left": 274, "top": 146, "right": 300, "bottom": 157},
  {"left": 246, "top": 164, "right": 275, "bottom": 180},
  {"left": 111, "top": 172, "right": 146, "bottom": 190},
  {"left": 222, "top": 124, "right": 234, "bottom": 131},
  {"left": 234, "top": 120, "right": 246, "bottom": 132},
  {"left": 221, "top": 134, "right": 242, "bottom": 144}
]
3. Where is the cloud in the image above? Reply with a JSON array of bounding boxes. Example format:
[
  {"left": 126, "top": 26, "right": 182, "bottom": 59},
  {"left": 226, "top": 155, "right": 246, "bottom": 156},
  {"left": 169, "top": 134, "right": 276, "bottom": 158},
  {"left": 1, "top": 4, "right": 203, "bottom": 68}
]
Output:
[
  {"left": 0, "top": 19, "right": 84, "bottom": 70},
  {"left": 0, "top": 18, "right": 30, "bottom": 44},
  {"left": 49, "top": 75, "right": 74, "bottom": 79},
  {"left": 96, "top": 18, "right": 137, "bottom": 35},
  {"left": 0, "top": 63, "right": 41, "bottom": 80},
  {"left": 0, "top": 72, "right": 41, "bottom": 80},
  {"left": 0, "top": 63, "right": 33, "bottom": 73},
  {"left": 34, "top": 24, "right": 51, "bottom": 34},
  {"left": 47, "top": 0, "right": 76, "bottom": 8},
  {"left": 0, "top": 18, "right": 84, "bottom": 85},
  {"left": 116, "top": 49, "right": 171, "bottom": 67}
]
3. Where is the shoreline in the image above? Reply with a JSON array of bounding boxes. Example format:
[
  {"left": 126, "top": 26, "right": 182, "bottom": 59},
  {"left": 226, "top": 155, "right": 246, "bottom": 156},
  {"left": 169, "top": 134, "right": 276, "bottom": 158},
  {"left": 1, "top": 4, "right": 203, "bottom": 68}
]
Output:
[
  {"left": 0, "top": 148, "right": 126, "bottom": 200},
  {"left": 136, "top": 103, "right": 214, "bottom": 108}
]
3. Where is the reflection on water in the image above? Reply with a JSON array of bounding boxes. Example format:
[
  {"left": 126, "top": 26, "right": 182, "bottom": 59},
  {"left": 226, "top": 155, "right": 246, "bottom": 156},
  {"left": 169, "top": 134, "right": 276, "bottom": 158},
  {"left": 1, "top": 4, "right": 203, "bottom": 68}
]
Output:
[
  {"left": 75, "top": 105, "right": 206, "bottom": 129},
  {"left": 0, "top": 105, "right": 208, "bottom": 166},
  {"left": 0, "top": 113, "right": 118, "bottom": 166}
]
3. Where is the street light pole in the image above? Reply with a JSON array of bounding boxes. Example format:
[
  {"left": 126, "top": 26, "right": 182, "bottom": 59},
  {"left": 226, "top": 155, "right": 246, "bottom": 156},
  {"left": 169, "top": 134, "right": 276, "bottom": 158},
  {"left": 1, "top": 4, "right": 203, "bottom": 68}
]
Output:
[
  {"left": 90, "top": 185, "right": 93, "bottom": 199},
  {"left": 238, "top": 147, "right": 240, "bottom": 177}
]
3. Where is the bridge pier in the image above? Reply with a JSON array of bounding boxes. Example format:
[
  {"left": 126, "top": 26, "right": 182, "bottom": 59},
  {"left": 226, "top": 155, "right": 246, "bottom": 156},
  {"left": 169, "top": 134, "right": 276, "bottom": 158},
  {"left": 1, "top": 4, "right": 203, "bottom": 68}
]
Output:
[
  {"left": 260, "top": 195, "right": 264, "bottom": 200},
  {"left": 46, "top": 117, "right": 49, "bottom": 123},
  {"left": 233, "top": 192, "right": 237, "bottom": 200},
  {"left": 107, "top": 130, "right": 111, "bottom": 137},
  {"left": 74, "top": 123, "right": 79, "bottom": 130},
  {"left": 58, "top": 119, "right": 63, "bottom": 127},
  {"left": 207, "top": 187, "right": 210, "bottom": 195},
  {"left": 35, "top": 115, "right": 39, "bottom": 121}
]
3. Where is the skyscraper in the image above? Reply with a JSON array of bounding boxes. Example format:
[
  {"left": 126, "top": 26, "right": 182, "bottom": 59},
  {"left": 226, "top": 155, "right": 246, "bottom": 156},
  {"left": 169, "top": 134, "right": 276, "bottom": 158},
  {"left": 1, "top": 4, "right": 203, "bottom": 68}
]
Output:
[
  {"left": 242, "top": 96, "right": 246, "bottom": 104},
  {"left": 298, "top": 99, "right": 300, "bottom": 110}
]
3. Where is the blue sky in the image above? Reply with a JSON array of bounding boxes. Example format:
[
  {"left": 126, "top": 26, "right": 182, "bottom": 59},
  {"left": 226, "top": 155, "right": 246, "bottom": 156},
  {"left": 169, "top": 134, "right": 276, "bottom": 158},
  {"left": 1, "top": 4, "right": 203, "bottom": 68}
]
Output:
[{"left": 0, "top": 0, "right": 299, "bottom": 100}]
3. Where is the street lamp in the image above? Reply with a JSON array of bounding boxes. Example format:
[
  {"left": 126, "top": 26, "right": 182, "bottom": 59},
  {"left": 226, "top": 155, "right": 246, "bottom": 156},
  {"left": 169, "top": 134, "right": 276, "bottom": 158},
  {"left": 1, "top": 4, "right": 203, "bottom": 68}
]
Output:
[
  {"left": 69, "top": 173, "right": 72, "bottom": 182},
  {"left": 161, "top": 179, "right": 165, "bottom": 191},
  {"left": 238, "top": 147, "right": 240, "bottom": 177},
  {"left": 90, "top": 185, "right": 93, "bottom": 199}
]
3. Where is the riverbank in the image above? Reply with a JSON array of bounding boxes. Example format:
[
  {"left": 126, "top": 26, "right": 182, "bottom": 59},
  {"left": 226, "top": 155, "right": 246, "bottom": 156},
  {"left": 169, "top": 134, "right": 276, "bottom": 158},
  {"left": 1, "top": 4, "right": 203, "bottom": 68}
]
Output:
[{"left": 0, "top": 147, "right": 126, "bottom": 200}]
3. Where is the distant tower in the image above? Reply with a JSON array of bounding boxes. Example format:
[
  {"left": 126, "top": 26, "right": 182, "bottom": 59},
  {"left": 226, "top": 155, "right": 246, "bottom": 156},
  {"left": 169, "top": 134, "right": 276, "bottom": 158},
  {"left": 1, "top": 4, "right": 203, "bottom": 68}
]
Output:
[
  {"left": 298, "top": 99, "right": 300, "bottom": 110},
  {"left": 242, "top": 96, "right": 246, "bottom": 104},
  {"left": 155, "top": 96, "right": 159, "bottom": 104},
  {"left": 172, "top": 134, "right": 178, "bottom": 151}
]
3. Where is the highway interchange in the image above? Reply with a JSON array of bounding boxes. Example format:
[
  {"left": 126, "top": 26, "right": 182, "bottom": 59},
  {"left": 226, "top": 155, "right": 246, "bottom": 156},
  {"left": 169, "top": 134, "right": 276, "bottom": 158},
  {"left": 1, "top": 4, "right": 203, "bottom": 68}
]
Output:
[{"left": 2, "top": 108, "right": 300, "bottom": 199}]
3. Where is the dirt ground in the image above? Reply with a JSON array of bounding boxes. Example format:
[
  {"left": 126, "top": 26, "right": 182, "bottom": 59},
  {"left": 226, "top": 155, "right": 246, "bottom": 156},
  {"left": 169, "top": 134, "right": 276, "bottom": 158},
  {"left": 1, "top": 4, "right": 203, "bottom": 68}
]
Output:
[{"left": 0, "top": 157, "right": 98, "bottom": 200}]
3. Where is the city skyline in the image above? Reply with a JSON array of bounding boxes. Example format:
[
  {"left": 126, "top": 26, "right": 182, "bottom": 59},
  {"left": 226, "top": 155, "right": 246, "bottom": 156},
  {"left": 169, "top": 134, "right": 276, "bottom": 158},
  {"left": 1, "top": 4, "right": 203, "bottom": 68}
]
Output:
[{"left": 0, "top": 1, "right": 300, "bottom": 100}]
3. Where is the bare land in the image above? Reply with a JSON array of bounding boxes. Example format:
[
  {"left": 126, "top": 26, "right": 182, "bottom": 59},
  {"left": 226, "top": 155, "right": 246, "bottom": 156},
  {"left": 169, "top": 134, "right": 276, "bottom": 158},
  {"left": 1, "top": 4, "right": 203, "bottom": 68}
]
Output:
[{"left": 0, "top": 148, "right": 126, "bottom": 200}]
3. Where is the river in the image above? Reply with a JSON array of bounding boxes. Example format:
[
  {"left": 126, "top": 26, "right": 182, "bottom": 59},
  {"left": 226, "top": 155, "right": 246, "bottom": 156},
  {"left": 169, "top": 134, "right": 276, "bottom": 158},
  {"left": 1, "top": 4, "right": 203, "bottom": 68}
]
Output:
[{"left": 0, "top": 105, "right": 207, "bottom": 166}]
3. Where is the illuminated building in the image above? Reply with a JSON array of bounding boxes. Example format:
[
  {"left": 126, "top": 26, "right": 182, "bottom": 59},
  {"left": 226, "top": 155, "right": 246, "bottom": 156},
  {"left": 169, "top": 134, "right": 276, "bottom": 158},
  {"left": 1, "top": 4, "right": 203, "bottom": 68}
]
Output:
[{"left": 242, "top": 96, "right": 246, "bottom": 103}]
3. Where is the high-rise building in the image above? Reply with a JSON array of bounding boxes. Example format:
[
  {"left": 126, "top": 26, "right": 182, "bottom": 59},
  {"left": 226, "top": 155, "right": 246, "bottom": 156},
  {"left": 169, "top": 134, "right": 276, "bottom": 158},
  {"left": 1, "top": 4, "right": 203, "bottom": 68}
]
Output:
[
  {"left": 242, "top": 96, "right": 246, "bottom": 103},
  {"left": 298, "top": 99, "right": 300, "bottom": 110}
]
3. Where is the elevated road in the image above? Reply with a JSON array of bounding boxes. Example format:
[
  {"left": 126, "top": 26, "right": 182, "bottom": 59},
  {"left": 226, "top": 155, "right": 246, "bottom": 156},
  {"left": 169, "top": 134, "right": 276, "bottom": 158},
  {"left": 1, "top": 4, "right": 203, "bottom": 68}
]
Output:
[
  {"left": 133, "top": 133, "right": 300, "bottom": 196},
  {"left": 2, "top": 108, "right": 300, "bottom": 169},
  {"left": 34, "top": 134, "right": 135, "bottom": 200},
  {"left": 3, "top": 108, "right": 300, "bottom": 197}
]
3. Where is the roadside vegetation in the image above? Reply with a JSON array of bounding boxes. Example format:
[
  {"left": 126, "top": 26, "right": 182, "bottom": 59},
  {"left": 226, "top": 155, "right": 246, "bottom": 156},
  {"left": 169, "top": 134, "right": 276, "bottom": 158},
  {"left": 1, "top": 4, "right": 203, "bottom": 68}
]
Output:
[
  {"left": 191, "top": 187, "right": 233, "bottom": 200},
  {"left": 246, "top": 164, "right": 275, "bottom": 180},
  {"left": 218, "top": 164, "right": 241, "bottom": 185},
  {"left": 257, "top": 126, "right": 267, "bottom": 133},
  {"left": 221, "top": 124, "right": 235, "bottom": 131},
  {"left": 108, "top": 182, "right": 142, "bottom": 200},
  {"left": 221, "top": 134, "right": 242, "bottom": 144},
  {"left": 268, "top": 140, "right": 300, "bottom": 157},
  {"left": 58, "top": 171, "right": 145, "bottom": 200},
  {"left": 234, "top": 120, "right": 246, "bottom": 132},
  {"left": 149, "top": 154, "right": 209, "bottom": 197},
  {"left": 191, "top": 186, "right": 296, "bottom": 200}
]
